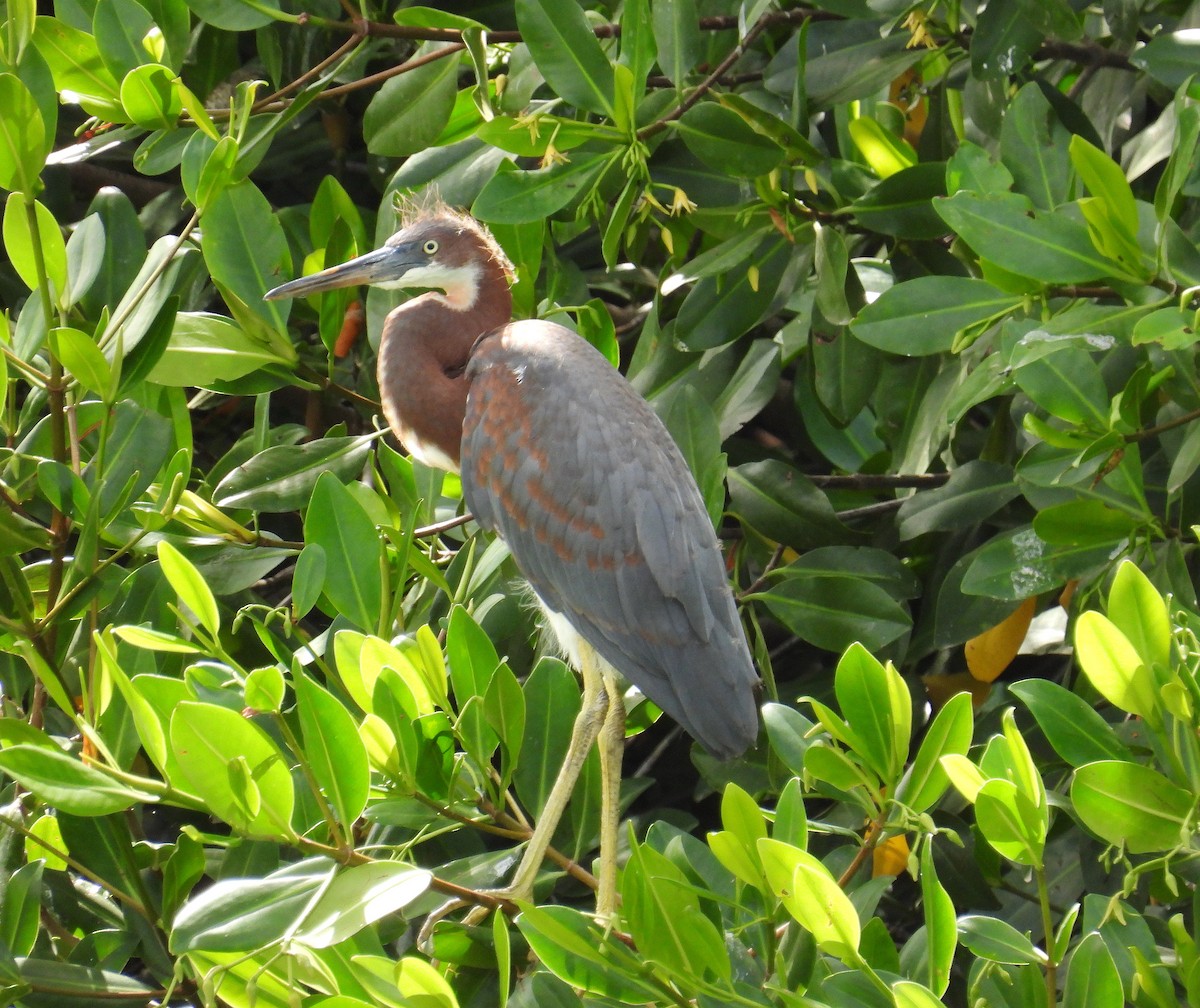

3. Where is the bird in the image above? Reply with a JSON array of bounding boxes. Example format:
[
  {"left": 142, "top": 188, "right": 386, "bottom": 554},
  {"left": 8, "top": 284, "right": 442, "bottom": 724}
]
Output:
[{"left": 264, "top": 202, "right": 760, "bottom": 917}]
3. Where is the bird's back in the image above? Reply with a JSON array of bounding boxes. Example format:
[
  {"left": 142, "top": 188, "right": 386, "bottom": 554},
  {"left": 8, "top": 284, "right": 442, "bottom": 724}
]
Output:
[{"left": 461, "top": 320, "right": 759, "bottom": 760}]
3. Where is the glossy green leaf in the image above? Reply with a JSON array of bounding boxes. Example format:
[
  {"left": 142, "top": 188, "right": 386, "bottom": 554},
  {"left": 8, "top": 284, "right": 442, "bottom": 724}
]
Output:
[
  {"left": 515, "top": 0, "right": 614, "bottom": 116},
  {"left": 513, "top": 658, "right": 579, "bottom": 821},
  {"left": 676, "top": 103, "right": 784, "bottom": 178},
  {"left": 363, "top": 49, "right": 459, "bottom": 157},
  {"left": 32, "top": 16, "right": 122, "bottom": 119},
  {"left": 834, "top": 643, "right": 909, "bottom": 783},
  {"left": 851, "top": 277, "right": 1019, "bottom": 356},
  {"left": 623, "top": 842, "right": 730, "bottom": 982},
  {"left": 293, "top": 672, "right": 371, "bottom": 833},
  {"left": 182, "top": 0, "right": 279, "bottom": 30},
  {"left": 1130, "top": 29, "right": 1200, "bottom": 89},
  {"left": 919, "top": 843, "right": 956, "bottom": 996},
  {"left": 962, "top": 526, "right": 1115, "bottom": 601},
  {"left": 894, "top": 691, "right": 974, "bottom": 814},
  {"left": 1008, "top": 679, "right": 1132, "bottom": 767},
  {"left": 170, "top": 861, "right": 332, "bottom": 951},
  {"left": 958, "top": 914, "right": 1045, "bottom": 965},
  {"left": 0, "top": 745, "right": 158, "bottom": 816},
  {"left": 1074, "top": 610, "right": 1158, "bottom": 721},
  {"left": 304, "top": 471, "right": 383, "bottom": 632},
  {"left": 999, "top": 82, "right": 1075, "bottom": 210},
  {"left": 119, "top": 63, "right": 181, "bottom": 130},
  {"left": 215, "top": 434, "right": 375, "bottom": 512},
  {"left": 749, "top": 569, "right": 911, "bottom": 654},
  {"left": 727, "top": 459, "right": 849, "bottom": 550},
  {"left": 52, "top": 326, "right": 113, "bottom": 397},
  {"left": 472, "top": 154, "right": 609, "bottom": 225},
  {"left": 199, "top": 180, "right": 290, "bottom": 331},
  {"left": 851, "top": 161, "right": 949, "bottom": 239},
  {"left": 975, "top": 778, "right": 1045, "bottom": 866},
  {"left": 937, "top": 192, "right": 1125, "bottom": 283},
  {"left": 14, "top": 958, "right": 155, "bottom": 999},
  {"left": 516, "top": 905, "right": 662, "bottom": 1002},
  {"left": 758, "top": 838, "right": 861, "bottom": 956},
  {"left": 157, "top": 539, "right": 220, "bottom": 637},
  {"left": 170, "top": 701, "right": 296, "bottom": 839},
  {"left": 0, "top": 74, "right": 47, "bottom": 194},
  {"left": 1064, "top": 931, "right": 1125, "bottom": 1008},
  {"left": 3, "top": 194, "right": 66, "bottom": 297},
  {"left": 848, "top": 115, "right": 915, "bottom": 177},
  {"left": 1071, "top": 760, "right": 1194, "bottom": 853},
  {"left": 294, "top": 862, "right": 431, "bottom": 949},
  {"left": 1107, "top": 558, "right": 1171, "bottom": 671},
  {"left": 762, "top": 702, "right": 816, "bottom": 777},
  {"left": 147, "top": 311, "right": 295, "bottom": 387},
  {"left": 970, "top": 0, "right": 1042, "bottom": 79},
  {"left": 651, "top": 0, "right": 698, "bottom": 86}
]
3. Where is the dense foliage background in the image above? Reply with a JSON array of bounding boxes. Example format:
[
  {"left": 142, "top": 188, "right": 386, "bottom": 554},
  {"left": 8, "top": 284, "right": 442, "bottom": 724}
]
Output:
[{"left": 1, "top": 0, "right": 1199, "bottom": 1005}]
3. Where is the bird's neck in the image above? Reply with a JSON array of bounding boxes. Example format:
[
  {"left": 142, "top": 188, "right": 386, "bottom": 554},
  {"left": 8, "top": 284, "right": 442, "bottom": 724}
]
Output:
[{"left": 378, "top": 254, "right": 512, "bottom": 471}]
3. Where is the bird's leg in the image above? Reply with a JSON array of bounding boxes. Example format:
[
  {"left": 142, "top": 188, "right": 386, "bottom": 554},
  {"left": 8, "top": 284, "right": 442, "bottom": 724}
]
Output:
[
  {"left": 596, "top": 664, "right": 625, "bottom": 921},
  {"left": 502, "top": 650, "right": 608, "bottom": 903}
]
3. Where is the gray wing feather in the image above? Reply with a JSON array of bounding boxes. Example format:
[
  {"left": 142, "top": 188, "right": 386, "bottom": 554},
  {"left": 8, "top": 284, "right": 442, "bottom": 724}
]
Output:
[{"left": 462, "top": 321, "right": 759, "bottom": 759}]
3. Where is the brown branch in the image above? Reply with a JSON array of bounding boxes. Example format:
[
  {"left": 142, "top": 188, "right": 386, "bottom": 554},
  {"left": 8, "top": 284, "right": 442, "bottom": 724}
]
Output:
[
  {"left": 638, "top": 11, "right": 776, "bottom": 140},
  {"left": 1125, "top": 406, "right": 1200, "bottom": 442},
  {"left": 413, "top": 512, "right": 474, "bottom": 538}
]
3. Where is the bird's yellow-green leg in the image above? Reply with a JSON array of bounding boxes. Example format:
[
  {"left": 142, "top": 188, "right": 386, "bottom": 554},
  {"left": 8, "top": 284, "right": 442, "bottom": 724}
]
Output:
[
  {"left": 502, "top": 644, "right": 609, "bottom": 905},
  {"left": 596, "top": 662, "right": 625, "bottom": 921}
]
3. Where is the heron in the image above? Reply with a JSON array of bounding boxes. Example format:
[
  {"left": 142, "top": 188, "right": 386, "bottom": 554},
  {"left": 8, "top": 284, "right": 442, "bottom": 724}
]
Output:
[{"left": 265, "top": 203, "right": 760, "bottom": 917}]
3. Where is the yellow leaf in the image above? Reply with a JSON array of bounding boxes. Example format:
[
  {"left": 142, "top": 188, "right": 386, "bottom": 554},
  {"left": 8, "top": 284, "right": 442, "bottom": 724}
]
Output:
[
  {"left": 872, "top": 834, "right": 909, "bottom": 877},
  {"left": 965, "top": 597, "right": 1037, "bottom": 682},
  {"left": 923, "top": 671, "right": 991, "bottom": 710}
]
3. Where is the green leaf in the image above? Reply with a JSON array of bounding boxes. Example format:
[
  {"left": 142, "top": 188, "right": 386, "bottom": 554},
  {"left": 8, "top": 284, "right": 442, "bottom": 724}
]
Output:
[
  {"left": 294, "top": 862, "right": 431, "bottom": 949},
  {"left": 304, "top": 471, "right": 383, "bottom": 632},
  {"left": 1063, "top": 931, "right": 1125, "bottom": 1008},
  {"left": 970, "top": 0, "right": 1042, "bottom": 79},
  {"left": 919, "top": 844, "right": 956, "bottom": 996},
  {"left": 293, "top": 672, "right": 371, "bottom": 834},
  {"left": 623, "top": 842, "right": 730, "bottom": 983},
  {"left": 446, "top": 605, "right": 500, "bottom": 706},
  {"left": 199, "top": 180, "right": 290, "bottom": 332},
  {"left": 119, "top": 63, "right": 182, "bottom": 130},
  {"left": 516, "top": 905, "right": 663, "bottom": 1002},
  {"left": 1008, "top": 679, "right": 1132, "bottom": 767},
  {"left": 676, "top": 103, "right": 784, "bottom": 178},
  {"left": 762, "top": 702, "right": 816, "bottom": 777},
  {"left": 157, "top": 539, "right": 220, "bottom": 637},
  {"left": 975, "top": 779, "right": 1045, "bottom": 866},
  {"left": 651, "top": 0, "right": 698, "bottom": 87},
  {"left": 1014, "top": 346, "right": 1110, "bottom": 427},
  {"left": 0, "top": 745, "right": 158, "bottom": 816},
  {"left": 515, "top": 0, "right": 614, "bottom": 116},
  {"left": 170, "top": 702, "right": 296, "bottom": 839},
  {"left": 999, "top": 82, "right": 1074, "bottom": 210},
  {"left": 1071, "top": 760, "right": 1194, "bottom": 854},
  {"left": 147, "top": 311, "right": 296, "bottom": 387},
  {"left": 513, "top": 658, "right": 579, "bottom": 822},
  {"left": 1130, "top": 29, "right": 1200, "bottom": 90},
  {"left": 31, "top": 16, "right": 122, "bottom": 119},
  {"left": 14, "top": 959, "right": 155, "bottom": 1000},
  {"left": 181, "top": 0, "right": 279, "bottom": 30},
  {"left": 937, "top": 191, "right": 1127, "bottom": 283},
  {"left": 0, "top": 74, "right": 47, "bottom": 194},
  {"left": 1074, "top": 611, "right": 1158, "bottom": 721},
  {"left": 851, "top": 277, "right": 1019, "bottom": 356},
  {"left": 472, "top": 154, "right": 610, "bottom": 225},
  {"left": 1106, "top": 558, "right": 1170, "bottom": 671},
  {"left": 749, "top": 568, "right": 911, "bottom": 654},
  {"left": 676, "top": 234, "right": 793, "bottom": 350},
  {"left": 727, "top": 459, "right": 850, "bottom": 550},
  {"left": 958, "top": 914, "right": 1046, "bottom": 965},
  {"left": 894, "top": 691, "right": 974, "bottom": 814},
  {"left": 3, "top": 194, "right": 66, "bottom": 297},
  {"left": 834, "top": 643, "right": 910, "bottom": 783},
  {"left": 962, "top": 526, "right": 1115, "bottom": 601},
  {"left": 363, "top": 48, "right": 459, "bottom": 157},
  {"left": 214, "top": 434, "right": 375, "bottom": 512},
  {"left": 53, "top": 326, "right": 113, "bottom": 397},
  {"left": 848, "top": 115, "right": 915, "bottom": 177},
  {"left": 170, "top": 861, "right": 331, "bottom": 951},
  {"left": 758, "top": 838, "right": 861, "bottom": 956},
  {"left": 850, "top": 162, "right": 949, "bottom": 239}
]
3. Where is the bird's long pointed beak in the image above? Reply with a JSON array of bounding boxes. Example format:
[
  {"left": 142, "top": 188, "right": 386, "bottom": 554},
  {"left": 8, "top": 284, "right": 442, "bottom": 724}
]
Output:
[{"left": 263, "top": 245, "right": 417, "bottom": 301}]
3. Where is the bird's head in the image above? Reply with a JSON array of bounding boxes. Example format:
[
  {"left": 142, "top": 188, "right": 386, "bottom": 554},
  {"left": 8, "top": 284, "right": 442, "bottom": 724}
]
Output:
[{"left": 264, "top": 205, "right": 512, "bottom": 311}]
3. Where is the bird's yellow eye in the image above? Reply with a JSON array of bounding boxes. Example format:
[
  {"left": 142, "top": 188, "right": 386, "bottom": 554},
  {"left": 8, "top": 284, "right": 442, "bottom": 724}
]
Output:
[{"left": 423, "top": 239, "right": 438, "bottom": 255}]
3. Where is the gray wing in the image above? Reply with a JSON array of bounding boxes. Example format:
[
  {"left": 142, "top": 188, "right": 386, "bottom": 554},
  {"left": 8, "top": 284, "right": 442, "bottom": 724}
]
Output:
[{"left": 461, "top": 320, "right": 758, "bottom": 760}]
